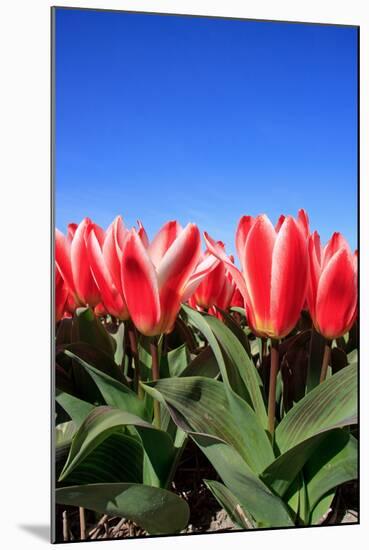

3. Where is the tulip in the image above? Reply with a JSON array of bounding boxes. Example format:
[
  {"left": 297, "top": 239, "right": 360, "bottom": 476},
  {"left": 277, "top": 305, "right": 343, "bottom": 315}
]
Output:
[
  {"left": 192, "top": 244, "right": 234, "bottom": 310},
  {"left": 230, "top": 287, "right": 244, "bottom": 309},
  {"left": 307, "top": 231, "right": 357, "bottom": 342},
  {"left": 55, "top": 218, "right": 104, "bottom": 308},
  {"left": 275, "top": 208, "right": 310, "bottom": 239},
  {"left": 86, "top": 216, "right": 130, "bottom": 320},
  {"left": 121, "top": 221, "right": 218, "bottom": 336},
  {"left": 205, "top": 213, "right": 308, "bottom": 435},
  {"left": 205, "top": 214, "right": 308, "bottom": 339},
  {"left": 55, "top": 268, "right": 68, "bottom": 322}
]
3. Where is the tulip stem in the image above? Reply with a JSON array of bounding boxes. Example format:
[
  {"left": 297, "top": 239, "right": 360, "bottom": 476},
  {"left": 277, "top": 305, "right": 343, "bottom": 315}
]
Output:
[
  {"left": 150, "top": 340, "right": 161, "bottom": 428},
  {"left": 128, "top": 326, "right": 144, "bottom": 399},
  {"left": 319, "top": 342, "right": 332, "bottom": 384},
  {"left": 268, "top": 339, "right": 279, "bottom": 436}
]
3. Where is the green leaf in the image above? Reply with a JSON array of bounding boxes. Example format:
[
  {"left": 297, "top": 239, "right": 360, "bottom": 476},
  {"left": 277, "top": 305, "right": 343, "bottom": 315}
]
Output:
[
  {"left": 55, "top": 391, "right": 94, "bottom": 428},
  {"left": 60, "top": 432, "right": 144, "bottom": 485},
  {"left": 64, "top": 350, "right": 146, "bottom": 420},
  {"left": 59, "top": 405, "right": 176, "bottom": 488},
  {"left": 204, "top": 479, "right": 254, "bottom": 529},
  {"left": 72, "top": 307, "right": 115, "bottom": 358},
  {"left": 166, "top": 344, "right": 190, "bottom": 377},
  {"left": 191, "top": 433, "right": 293, "bottom": 528},
  {"left": 180, "top": 346, "right": 219, "bottom": 378},
  {"left": 55, "top": 483, "right": 190, "bottom": 534},
  {"left": 304, "top": 430, "right": 357, "bottom": 511},
  {"left": 111, "top": 321, "right": 125, "bottom": 366},
  {"left": 59, "top": 406, "right": 163, "bottom": 481},
  {"left": 261, "top": 432, "right": 329, "bottom": 497},
  {"left": 309, "top": 490, "right": 335, "bottom": 525},
  {"left": 64, "top": 342, "right": 126, "bottom": 382},
  {"left": 142, "top": 376, "right": 274, "bottom": 474},
  {"left": 182, "top": 305, "right": 267, "bottom": 429},
  {"left": 347, "top": 349, "right": 358, "bottom": 364},
  {"left": 276, "top": 363, "right": 357, "bottom": 454},
  {"left": 306, "top": 329, "right": 326, "bottom": 392},
  {"left": 215, "top": 306, "right": 251, "bottom": 357}
]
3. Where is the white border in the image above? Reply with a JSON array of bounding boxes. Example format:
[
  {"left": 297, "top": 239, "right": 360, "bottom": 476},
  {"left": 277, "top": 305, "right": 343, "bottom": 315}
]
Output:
[{"left": 1, "top": 1, "right": 367, "bottom": 548}]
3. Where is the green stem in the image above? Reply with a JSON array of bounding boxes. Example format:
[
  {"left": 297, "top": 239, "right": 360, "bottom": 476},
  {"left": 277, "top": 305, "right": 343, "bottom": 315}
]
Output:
[
  {"left": 268, "top": 339, "right": 279, "bottom": 436},
  {"left": 150, "top": 340, "right": 161, "bottom": 428},
  {"left": 319, "top": 342, "right": 332, "bottom": 383}
]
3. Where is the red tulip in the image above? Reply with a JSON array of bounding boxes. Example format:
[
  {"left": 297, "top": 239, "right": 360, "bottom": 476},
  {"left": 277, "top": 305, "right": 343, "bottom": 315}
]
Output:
[
  {"left": 307, "top": 231, "right": 357, "bottom": 340},
  {"left": 55, "top": 268, "right": 68, "bottom": 321},
  {"left": 121, "top": 221, "right": 218, "bottom": 336},
  {"left": 205, "top": 213, "right": 308, "bottom": 339},
  {"left": 275, "top": 208, "right": 310, "bottom": 238},
  {"left": 86, "top": 216, "right": 130, "bottom": 320},
  {"left": 230, "top": 287, "right": 244, "bottom": 309},
  {"left": 55, "top": 218, "right": 104, "bottom": 307},
  {"left": 192, "top": 244, "right": 233, "bottom": 310}
]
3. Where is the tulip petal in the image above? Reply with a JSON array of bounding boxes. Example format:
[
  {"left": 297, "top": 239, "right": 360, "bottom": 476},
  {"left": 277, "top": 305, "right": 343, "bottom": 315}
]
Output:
[
  {"left": 182, "top": 252, "right": 220, "bottom": 303},
  {"left": 275, "top": 215, "right": 286, "bottom": 233},
  {"left": 192, "top": 259, "right": 226, "bottom": 309},
  {"left": 297, "top": 209, "right": 310, "bottom": 238},
  {"left": 103, "top": 216, "right": 126, "bottom": 296},
  {"left": 55, "top": 268, "right": 68, "bottom": 321},
  {"left": 306, "top": 231, "right": 322, "bottom": 321},
  {"left": 137, "top": 220, "right": 149, "bottom": 248},
  {"left": 204, "top": 231, "right": 251, "bottom": 309},
  {"left": 322, "top": 232, "right": 350, "bottom": 269},
  {"left": 67, "top": 223, "right": 78, "bottom": 242},
  {"left": 243, "top": 215, "right": 276, "bottom": 333},
  {"left": 70, "top": 219, "right": 101, "bottom": 307},
  {"left": 148, "top": 220, "right": 182, "bottom": 268},
  {"left": 156, "top": 223, "right": 201, "bottom": 333},
  {"left": 121, "top": 230, "right": 160, "bottom": 336},
  {"left": 235, "top": 216, "right": 254, "bottom": 268},
  {"left": 87, "top": 229, "right": 128, "bottom": 320},
  {"left": 270, "top": 216, "right": 308, "bottom": 338},
  {"left": 55, "top": 228, "right": 78, "bottom": 301},
  {"left": 315, "top": 248, "right": 357, "bottom": 339}
]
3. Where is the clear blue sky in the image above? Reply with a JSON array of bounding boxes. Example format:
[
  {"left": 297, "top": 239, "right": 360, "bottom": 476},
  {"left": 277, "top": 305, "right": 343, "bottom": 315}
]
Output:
[{"left": 55, "top": 8, "right": 358, "bottom": 255}]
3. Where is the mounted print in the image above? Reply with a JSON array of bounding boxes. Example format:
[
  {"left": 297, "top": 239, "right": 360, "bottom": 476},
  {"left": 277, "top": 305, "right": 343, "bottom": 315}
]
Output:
[{"left": 52, "top": 6, "right": 359, "bottom": 543}]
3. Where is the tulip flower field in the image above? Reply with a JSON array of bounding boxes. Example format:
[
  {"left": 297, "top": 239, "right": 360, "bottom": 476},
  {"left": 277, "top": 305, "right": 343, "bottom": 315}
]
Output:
[{"left": 54, "top": 209, "right": 358, "bottom": 540}]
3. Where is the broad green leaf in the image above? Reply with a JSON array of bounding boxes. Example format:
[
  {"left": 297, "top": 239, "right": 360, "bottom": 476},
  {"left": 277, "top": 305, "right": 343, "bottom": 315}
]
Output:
[
  {"left": 72, "top": 307, "right": 116, "bottom": 358},
  {"left": 59, "top": 406, "right": 163, "bottom": 481},
  {"left": 347, "top": 349, "right": 358, "bottom": 364},
  {"left": 142, "top": 376, "right": 274, "bottom": 474},
  {"left": 191, "top": 433, "right": 293, "bottom": 528},
  {"left": 182, "top": 305, "right": 267, "bottom": 428},
  {"left": 59, "top": 406, "right": 175, "bottom": 488},
  {"left": 64, "top": 350, "right": 146, "bottom": 419},
  {"left": 215, "top": 307, "right": 251, "bottom": 357},
  {"left": 204, "top": 479, "right": 254, "bottom": 529},
  {"left": 131, "top": 427, "right": 176, "bottom": 488},
  {"left": 309, "top": 490, "right": 335, "bottom": 525},
  {"left": 55, "top": 483, "right": 190, "bottom": 534},
  {"left": 306, "top": 329, "right": 326, "bottom": 392},
  {"left": 59, "top": 432, "right": 143, "bottom": 485},
  {"left": 167, "top": 344, "right": 190, "bottom": 377},
  {"left": 64, "top": 342, "right": 126, "bottom": 383},
  {"left": 276, "top": 363, "right": 357, "bottom": 453},
  {"left": 180, "top": 346, "right": 219, "bottom": 378},
  {"left": 55, "top": 421, "right": 77, "bottom": 446},
  {"left": 111, "top": 321, "right": 125, "bottom": 366},
  {"left": 55, "top": 391, "right": 94, "bottom": 428},
  {"left": 304, "top": 430, "right": 357, "bottom": 511},
  {"left": 261, "top": 432, "right": 329, "bottom": 496}
]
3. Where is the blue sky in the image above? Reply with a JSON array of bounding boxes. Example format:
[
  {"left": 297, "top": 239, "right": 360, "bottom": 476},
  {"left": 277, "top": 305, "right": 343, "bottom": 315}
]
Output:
[{"left": 55, "top": 8, "right": 358, "bottom": 255}]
